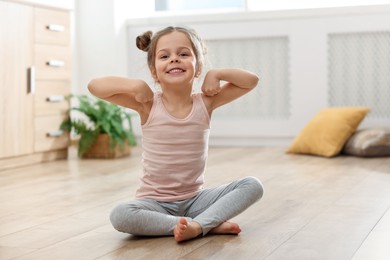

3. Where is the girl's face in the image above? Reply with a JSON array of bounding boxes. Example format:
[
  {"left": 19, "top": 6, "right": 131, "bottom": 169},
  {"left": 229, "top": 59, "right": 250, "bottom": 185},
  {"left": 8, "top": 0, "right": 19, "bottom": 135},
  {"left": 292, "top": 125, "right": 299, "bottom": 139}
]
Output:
[{"left": 152, "top": 31, "right": 197, "bottom": 88}]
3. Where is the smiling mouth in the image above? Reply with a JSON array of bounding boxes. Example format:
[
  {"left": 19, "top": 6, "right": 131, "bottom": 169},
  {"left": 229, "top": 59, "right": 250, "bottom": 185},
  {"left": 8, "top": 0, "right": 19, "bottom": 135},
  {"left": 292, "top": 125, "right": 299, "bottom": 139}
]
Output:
[{"left": 167, "top": 68, "right": 186, "bottom": 74}]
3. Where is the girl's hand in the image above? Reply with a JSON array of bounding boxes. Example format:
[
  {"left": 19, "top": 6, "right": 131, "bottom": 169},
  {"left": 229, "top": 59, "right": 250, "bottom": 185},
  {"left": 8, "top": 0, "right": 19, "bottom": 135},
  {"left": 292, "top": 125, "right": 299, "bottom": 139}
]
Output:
[
  {"left": 201, "top": 70, "right": 222, "bottom": 96},
  {"left": 200, "top": 68, "right": 259, "bottom": 113}
]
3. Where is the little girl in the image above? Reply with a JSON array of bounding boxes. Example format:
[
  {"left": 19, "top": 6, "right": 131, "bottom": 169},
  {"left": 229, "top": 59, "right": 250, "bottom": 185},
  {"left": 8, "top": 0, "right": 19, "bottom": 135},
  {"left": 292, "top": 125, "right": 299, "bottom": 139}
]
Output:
[{"left": 88, "top": 26, "right": 264, "bottom": 242}]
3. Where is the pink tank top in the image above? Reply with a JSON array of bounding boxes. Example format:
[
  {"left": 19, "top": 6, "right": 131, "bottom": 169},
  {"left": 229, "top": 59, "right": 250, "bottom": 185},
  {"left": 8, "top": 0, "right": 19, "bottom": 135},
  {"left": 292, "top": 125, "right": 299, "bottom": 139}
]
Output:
[{"left": 135, "top": 92, "right": 210, "bottom": 202}]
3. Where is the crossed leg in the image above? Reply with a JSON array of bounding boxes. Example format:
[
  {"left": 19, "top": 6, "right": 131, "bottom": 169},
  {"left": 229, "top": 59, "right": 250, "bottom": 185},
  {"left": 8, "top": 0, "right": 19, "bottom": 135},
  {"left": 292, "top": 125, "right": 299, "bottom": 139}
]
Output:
[
  {"left": 173, "top": 217, "right": 241, "bottom": 242},
  {"left": 110, "top": 177, "right": 263, "bottom": 242},
  {"left": 173, "top": 177, "right": 262, "bottom": 242}
]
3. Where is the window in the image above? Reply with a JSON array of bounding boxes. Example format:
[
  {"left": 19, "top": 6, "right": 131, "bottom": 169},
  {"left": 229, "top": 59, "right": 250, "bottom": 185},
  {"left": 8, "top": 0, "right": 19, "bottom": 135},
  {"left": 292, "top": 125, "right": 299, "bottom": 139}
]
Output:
[
  {"left": 248, "top": 0, "right": 390, "bottom": 11},
  {"left": 155, "top": 0, "right": 390, "bottom": 12},
  {"left": 155, "top": 0, "right": 245, "bottom": 12}
]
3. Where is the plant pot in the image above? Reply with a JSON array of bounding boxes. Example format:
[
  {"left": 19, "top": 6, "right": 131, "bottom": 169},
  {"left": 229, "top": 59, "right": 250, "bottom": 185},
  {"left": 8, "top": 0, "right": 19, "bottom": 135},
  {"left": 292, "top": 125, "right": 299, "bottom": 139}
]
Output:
[{"left": 82, "top": 134, "right": 130, "bottom": 159}]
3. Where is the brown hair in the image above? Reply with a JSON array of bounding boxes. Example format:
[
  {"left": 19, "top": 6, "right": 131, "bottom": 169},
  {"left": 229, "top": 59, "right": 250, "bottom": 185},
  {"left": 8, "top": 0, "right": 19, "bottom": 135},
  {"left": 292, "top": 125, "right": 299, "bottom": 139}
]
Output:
[{"left": 136, "top": 26, "right": 207, "bottom": 78}]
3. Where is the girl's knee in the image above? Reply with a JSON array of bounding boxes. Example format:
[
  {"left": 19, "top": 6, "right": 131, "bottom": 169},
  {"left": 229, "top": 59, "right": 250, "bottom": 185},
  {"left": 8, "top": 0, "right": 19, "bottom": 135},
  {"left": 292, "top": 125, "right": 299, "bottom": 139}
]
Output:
[
  {"left": 109, "top": 204, "right": 125, "bottom": 231},
  {"left": 110, "top": 203, "right": 136, "bottom": 233},
  {"left": 243, "top": 176, "right": 264, "bottom": 201}
]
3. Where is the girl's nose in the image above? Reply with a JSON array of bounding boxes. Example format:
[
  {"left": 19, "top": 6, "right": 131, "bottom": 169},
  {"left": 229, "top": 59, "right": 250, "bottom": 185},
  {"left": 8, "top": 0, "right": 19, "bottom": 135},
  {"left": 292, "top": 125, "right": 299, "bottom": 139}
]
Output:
[{"left": 170, "top": 59, "right": 179, "bottom": 63}]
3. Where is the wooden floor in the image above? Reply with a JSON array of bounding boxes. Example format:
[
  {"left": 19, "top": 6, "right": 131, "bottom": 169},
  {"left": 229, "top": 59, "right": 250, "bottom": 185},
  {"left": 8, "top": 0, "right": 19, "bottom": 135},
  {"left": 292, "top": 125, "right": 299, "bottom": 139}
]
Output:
[{"left": 0, "top": 147, "right": 389, "bottom": 260}]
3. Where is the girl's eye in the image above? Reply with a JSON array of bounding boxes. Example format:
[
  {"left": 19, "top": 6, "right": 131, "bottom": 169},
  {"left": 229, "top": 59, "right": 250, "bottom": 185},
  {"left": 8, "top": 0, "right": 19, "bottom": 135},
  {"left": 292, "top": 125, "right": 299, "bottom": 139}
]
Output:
[{"left": 179, "top": 53, "right": 189, "bottom": 57}]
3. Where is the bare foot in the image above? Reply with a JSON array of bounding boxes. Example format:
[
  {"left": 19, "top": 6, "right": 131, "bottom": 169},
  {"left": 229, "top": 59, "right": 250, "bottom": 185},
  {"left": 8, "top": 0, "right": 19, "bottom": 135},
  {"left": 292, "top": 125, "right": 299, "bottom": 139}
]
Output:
[
  {"left": 209, "top": 221, "right": 241, "bottom": 235},
  {"left": 174, "top": 218, "right": 202, "bottom": 243}
]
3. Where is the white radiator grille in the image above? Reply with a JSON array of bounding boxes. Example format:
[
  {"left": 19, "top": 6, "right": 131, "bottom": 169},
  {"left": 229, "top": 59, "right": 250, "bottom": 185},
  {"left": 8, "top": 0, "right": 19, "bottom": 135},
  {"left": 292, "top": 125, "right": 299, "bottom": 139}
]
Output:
[
  {"left": 328, "top": 32, "right": 390, "bottom": 118},
  {"left": 201, "top": 37, "right": 290, "bottom": 119}
]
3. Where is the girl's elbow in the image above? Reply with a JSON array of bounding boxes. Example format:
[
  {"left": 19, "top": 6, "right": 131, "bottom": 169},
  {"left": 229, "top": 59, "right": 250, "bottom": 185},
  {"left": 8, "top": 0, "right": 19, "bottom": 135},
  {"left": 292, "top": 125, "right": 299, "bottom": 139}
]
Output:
[
  {"left": 87, "top": 79, "right": 99, "bottom": 95},
  {"left": 250, "top": 74, "right": 260, "bottom": 89}
]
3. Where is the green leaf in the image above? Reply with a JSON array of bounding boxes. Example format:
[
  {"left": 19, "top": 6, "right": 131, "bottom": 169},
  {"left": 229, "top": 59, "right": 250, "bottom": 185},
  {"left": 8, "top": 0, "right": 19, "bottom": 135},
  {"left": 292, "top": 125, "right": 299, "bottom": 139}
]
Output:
[
  {"left": 78, "top": 129, "right": 99, "bottom": 157},
  {"left": 60, "top": 118, "right": 72, "bottom": 132},
  {"left": 59, "top": 94, "right": 137, "bottom": 158}
]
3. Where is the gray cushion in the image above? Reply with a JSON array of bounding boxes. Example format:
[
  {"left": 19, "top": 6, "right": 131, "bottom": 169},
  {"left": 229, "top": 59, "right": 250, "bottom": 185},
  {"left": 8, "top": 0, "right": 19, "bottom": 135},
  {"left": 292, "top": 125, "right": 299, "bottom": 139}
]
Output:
[{"left": 343, "top": 128, "right": 390, "bottom": 157}]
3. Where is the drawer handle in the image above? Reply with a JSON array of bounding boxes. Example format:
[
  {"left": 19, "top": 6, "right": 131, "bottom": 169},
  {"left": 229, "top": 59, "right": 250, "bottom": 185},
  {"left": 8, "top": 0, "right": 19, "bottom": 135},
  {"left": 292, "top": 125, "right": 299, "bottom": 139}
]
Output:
[
  {"left": 46, "top": 95, "right": 65, "bottom": 102},
  {"left": 47, "top": 60, "right": 65, "bottom": 67},
  {"left": 46, "top": 130, "right": 64, "bottom": 137},
  {"left": 28, "top": 66, "right": 35, "bottom": 94},
  {"left": 47, "top": 24, "right": 65, "bottom": 32}
]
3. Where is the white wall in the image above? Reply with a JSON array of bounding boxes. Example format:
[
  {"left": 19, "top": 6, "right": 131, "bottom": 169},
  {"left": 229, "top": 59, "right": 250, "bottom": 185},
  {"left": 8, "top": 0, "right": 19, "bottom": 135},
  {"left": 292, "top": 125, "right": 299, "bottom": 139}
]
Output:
[
  {"left": 75, "top": 0, "right": 115, "bottom": 94},
  {"left": 74, "top": 0, "right": 154, "bottom": 94}
]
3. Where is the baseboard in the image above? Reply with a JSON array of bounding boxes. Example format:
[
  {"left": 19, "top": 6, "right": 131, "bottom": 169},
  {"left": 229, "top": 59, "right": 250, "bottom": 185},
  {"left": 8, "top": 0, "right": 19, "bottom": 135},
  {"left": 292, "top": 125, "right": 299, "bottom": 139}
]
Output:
[
  {"left": 0, "top": 149, "right": 68, "bottom": 171},
  {"left": 208, "top": 136, "right": 293, "bottom": 147}
]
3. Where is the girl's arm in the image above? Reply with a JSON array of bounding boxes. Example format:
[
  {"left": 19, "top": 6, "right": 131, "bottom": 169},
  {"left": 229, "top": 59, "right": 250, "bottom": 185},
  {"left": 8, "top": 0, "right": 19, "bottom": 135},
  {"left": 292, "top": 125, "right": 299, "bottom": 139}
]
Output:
[
  {"left": 201, "top": 68, "right": 259, "bottom": 113},
  {"left": 88, "top": 76, "right": 154, "bottom": 122}
]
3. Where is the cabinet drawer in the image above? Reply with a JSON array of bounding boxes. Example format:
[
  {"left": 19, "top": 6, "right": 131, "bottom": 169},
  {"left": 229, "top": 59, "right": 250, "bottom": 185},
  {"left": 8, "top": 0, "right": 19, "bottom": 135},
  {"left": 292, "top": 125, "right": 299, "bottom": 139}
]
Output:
[
  {"left": 35, "top": 7, "right": 70, "bottom": 46},
  {"left": 34, "top": 115, "right": 69, "bottom": 152},
  {"left": 35, "top": 44, "right": 71, "bottom": 80},
  {"left": 35, "top": 81, "right": 70, "bottom": 116}
]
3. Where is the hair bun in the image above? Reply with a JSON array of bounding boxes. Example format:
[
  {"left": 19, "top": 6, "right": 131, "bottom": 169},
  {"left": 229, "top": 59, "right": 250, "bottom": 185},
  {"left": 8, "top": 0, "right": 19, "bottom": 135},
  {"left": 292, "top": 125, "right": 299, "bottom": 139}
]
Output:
[{"left": 136, "top": 31, "right": 153, "bottom": 52}]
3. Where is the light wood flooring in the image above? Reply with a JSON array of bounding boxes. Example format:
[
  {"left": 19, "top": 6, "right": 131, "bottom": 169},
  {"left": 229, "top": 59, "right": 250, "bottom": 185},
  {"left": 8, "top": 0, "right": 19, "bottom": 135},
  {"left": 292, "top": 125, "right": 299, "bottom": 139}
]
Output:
[{"left": 0, "top": 147, "right": 389, "bottom": 260}]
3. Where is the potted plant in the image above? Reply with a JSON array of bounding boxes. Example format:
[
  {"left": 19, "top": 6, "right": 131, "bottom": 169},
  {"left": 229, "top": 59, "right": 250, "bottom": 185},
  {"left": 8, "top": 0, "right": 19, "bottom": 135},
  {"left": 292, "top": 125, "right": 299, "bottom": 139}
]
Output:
[{"left": 60, "top": 94, "right": 137, "bottom": 158}]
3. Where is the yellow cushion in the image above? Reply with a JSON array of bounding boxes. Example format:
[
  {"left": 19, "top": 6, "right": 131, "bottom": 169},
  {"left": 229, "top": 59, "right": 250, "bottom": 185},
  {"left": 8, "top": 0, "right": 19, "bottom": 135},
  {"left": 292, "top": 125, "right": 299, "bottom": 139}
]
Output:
[{"left": 286, "top": 107, "right": 370, "bottom": 157}]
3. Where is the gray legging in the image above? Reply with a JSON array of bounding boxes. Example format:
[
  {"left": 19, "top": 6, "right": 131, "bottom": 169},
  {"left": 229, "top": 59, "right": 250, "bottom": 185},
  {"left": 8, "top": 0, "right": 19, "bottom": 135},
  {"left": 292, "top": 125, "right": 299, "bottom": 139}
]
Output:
[{"left": 110, "top": 176, "right": 264, "bottom": 236}]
